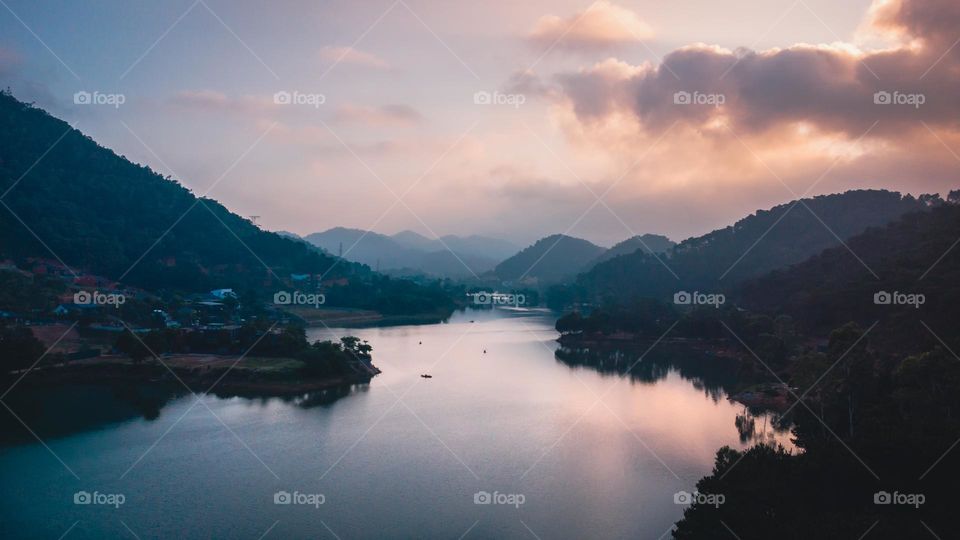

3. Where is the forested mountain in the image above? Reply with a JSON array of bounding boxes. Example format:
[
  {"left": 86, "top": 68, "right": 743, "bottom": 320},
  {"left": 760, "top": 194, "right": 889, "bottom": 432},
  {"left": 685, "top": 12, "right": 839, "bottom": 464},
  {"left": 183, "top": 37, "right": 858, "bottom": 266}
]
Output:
[
  {"left": 0, "top": 92, "right": 452, "bottom": 315},
  {"left": 304, "top": 227, "right": 507, "bottom": 277},
  {"left": 588, "top": 233, "right": 675, "bottom": 267},
  {"left": 572, "top": 190, "right": 930, "bottom": 304},
  {"left": 494, "top": 234, "right": 606, "bottom": 284},
  {"left": 739, "top": 199, "right": 960, "bottom": 351},
  {"left": 672, "top": 200, "right": 960, "bottom": 539}
]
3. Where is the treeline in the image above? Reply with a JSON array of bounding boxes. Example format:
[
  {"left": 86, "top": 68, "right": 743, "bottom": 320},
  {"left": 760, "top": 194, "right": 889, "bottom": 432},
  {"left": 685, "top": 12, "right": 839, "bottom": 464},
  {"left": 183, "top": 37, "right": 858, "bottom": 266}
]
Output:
[{"left": 114, "top": 325, "right": 372, "bottom": 378}]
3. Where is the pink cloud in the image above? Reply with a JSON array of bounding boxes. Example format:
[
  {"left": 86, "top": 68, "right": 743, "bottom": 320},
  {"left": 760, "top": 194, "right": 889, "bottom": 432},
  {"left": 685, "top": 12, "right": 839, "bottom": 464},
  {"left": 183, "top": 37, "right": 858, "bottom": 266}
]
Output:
[
  {"left": 527, "top": 1, "right": 654, "bottom": 53},
  {"left": 552, "top": 0, "right": 960, "bottom": 140}
]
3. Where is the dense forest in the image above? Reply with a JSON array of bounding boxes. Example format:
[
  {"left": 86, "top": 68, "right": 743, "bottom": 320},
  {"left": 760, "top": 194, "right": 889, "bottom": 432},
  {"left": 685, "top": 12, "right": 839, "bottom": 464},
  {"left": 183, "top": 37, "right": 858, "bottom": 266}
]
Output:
[
  {"left": 739, "top": 201, "right": 960, "bottom": 353},
  {"left": 0, "top": 91, "right": 454, "bottom": 316}
]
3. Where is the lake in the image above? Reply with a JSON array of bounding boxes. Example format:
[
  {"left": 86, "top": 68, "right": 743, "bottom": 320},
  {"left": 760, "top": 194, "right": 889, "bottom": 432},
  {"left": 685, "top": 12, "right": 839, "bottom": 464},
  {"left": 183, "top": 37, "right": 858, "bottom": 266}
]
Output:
[{"left": 0, "top": 308, "right": 790, "bottom": 539}]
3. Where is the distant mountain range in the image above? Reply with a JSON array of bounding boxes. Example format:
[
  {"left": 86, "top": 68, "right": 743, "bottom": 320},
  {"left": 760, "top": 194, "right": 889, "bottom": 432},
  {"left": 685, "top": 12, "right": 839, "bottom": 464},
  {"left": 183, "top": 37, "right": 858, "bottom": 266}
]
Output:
[
  {"left": 299, "top": 227, "right": 679, "bottom": 284},
  {"left": 488, "top": 233, "right": 675, "bottom": 285},
  {"left": 300, "top": 228, "right": 519, "bottom": 278}
]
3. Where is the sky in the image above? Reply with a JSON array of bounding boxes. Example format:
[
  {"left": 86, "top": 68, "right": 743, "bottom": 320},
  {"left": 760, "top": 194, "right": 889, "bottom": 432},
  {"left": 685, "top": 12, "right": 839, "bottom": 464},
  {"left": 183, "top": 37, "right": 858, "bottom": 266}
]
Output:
[{"left": 1, "top": 0, "right": 957, "bottom": 247}]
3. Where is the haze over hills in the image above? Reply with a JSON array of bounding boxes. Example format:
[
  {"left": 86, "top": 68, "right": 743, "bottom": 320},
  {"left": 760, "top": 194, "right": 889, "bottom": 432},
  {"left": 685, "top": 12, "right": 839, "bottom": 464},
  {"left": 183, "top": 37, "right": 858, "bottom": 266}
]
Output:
[
  {"left": 304, "top": 227, "right": 516, "bottom": 278},
  {"left": 493, "top": 234, "right": 606, "bottom": 285},
  {"left": 391, "top": 230, "right": 519, "bottom": 261},
  {"left": 589, "top": 234, "right": 675, "bottom": 267}
]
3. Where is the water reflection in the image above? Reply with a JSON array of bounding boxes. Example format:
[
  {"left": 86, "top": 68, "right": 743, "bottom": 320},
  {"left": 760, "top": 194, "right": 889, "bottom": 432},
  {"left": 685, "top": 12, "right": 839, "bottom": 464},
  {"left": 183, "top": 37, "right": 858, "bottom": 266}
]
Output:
[
  {"left": 555, "top": 345, "right": 793, "bottom": 447},
  {"left": 555, "top": 345, "right": 739, "bottom": 400},
  {"left": 0, "top": 382, "right": 367, "bottom": 446}
]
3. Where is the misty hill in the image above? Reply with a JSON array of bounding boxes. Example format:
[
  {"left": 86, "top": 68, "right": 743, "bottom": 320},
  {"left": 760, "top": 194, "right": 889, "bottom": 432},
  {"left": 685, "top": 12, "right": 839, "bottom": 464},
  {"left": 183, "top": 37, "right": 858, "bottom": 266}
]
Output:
[
  {"left": 0, "top": 92, "right": 452, "bottom": 315},
  {"left": 304, "top": 227, "right": 511, "bottom": 278},
  {"left": 494, "top": 234, "right": 606, "bottom": 285},
  {"left": 589, "top": 234, "right": 675, "bottom": 267},
  {"left": 391, "top": 230, "right": 519, "bottom": 261},
  {"left": 573, "top": 190, "right": 930, "bottom": 303}
]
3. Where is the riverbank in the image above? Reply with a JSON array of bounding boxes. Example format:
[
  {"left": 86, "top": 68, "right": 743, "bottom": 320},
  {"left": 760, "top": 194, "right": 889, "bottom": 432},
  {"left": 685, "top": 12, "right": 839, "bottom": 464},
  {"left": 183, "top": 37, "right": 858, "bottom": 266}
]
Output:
[
  {"left": 283, "top": 306, "right": 452, "bottom": 327},
  {"left": 557, "top": 333, "right": 746, "bottom": 360},
  {"left": 16, "top": 354, "right": 379, "bottom": 396}
]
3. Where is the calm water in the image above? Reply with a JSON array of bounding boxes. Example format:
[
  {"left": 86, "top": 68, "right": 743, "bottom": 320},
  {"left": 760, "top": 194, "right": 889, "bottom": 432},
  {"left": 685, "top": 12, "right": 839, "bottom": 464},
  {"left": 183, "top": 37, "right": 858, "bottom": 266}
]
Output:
[{"left": 0, "top": 309, "right": 789, "bottom": 539}]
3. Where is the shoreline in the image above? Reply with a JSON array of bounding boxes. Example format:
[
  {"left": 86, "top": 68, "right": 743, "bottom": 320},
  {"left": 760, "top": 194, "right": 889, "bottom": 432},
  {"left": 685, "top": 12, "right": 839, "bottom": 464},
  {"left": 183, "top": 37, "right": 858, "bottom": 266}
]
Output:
[
  {"left": 282, "top": 306, "right": 452, "bottom": 328},
  {"left": 16, "top": 355, "right": 378, "bottom": 397},
  {"left": 556, "top": 333, "right": 745, "bottom": 360}
]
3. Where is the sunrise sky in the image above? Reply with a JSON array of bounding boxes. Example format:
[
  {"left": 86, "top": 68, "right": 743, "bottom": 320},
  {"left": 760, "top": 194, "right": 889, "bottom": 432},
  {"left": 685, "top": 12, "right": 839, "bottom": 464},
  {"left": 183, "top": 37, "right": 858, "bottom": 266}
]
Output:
[{"left": 1, "top": 0, "right": 957, "bottom": 245}]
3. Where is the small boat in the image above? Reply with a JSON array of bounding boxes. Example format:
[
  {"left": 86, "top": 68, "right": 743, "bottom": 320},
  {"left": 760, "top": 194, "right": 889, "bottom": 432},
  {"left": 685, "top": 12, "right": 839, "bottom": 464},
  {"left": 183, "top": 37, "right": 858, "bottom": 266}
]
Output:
[{"left": 420, "top": 374, "right": 433, "bottom": 379}]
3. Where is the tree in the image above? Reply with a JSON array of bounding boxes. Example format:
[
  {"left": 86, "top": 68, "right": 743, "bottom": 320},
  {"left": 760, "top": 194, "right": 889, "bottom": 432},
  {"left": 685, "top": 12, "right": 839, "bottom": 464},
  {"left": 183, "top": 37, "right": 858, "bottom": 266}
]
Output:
[
  {"left": 0, "top": 325, "right": 46, "bottom": 373},
  {"left": 115, "top": 329, "right": 151, "bottom": 364}
]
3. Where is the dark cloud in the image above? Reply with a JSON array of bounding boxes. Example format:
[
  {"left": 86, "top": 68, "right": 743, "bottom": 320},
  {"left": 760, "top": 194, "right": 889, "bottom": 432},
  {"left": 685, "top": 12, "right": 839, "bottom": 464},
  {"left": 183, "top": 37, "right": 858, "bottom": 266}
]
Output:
[{"left": 556, "top": 0, "right": 960, "bottom": 139}]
